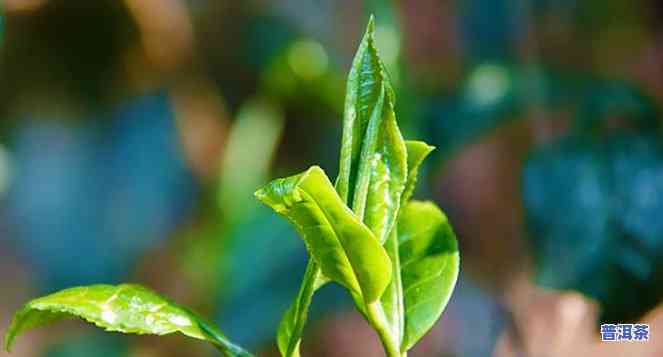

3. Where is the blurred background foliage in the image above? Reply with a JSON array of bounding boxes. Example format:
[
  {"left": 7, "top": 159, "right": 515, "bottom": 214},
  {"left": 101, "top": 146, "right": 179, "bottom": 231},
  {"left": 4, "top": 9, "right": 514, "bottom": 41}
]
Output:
[{"left": 0, "top": 1, "right": 662, "bottom": 356}]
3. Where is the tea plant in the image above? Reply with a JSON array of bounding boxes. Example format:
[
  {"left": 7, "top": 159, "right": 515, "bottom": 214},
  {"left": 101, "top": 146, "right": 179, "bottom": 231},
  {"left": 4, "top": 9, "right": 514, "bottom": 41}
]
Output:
[{"left": 4, "top": 17, "right": 459, "bottom": 357}]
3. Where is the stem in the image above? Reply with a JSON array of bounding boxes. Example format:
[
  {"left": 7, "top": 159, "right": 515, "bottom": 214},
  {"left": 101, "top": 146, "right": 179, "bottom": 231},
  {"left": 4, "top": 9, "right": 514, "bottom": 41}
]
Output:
[
  {"left": 366, "top": 301, "right": 402, "bottom": 357},
  {"left": 386, "top": 228, "right": 405, "bottom": 344}
]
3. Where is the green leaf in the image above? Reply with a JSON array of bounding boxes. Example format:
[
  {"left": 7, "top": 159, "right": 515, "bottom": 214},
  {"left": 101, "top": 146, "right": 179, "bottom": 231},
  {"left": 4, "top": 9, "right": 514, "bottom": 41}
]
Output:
[
  {"left": 336, "top": 15, "right": 407, "bottom": 250},
  {"left": 358, "top": 97, "right": 408, "bottom": 244},
  {"left": 4, "top": 284, "right": 252, "bottom": 357},
  {"left": 261, "top": 17, "right": 452, "bottom": 357},
  {"left": 380, "top": 229, "right": 405, "bottom": 347},
  {"left": 401, "top": 141, "right": 435, "bottom": 204},
  {"left": 269, "top": 17, "right": 409, "bottom": 350},
  {"left": 254, "top": 165, "right": 392, "bottom": 303},
  {"left": 398, "top": 201, "right": 459, "bottom": 351},
  {"left": 378, "top": 141, "right": 436, "bottom": 349},
  {"left": 276, "top": 260, "right": 323, "bottom": 357}
]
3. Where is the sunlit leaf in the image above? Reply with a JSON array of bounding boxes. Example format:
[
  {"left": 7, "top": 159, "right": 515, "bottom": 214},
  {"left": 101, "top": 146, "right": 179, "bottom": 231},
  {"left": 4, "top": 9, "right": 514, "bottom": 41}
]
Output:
[
  {"left": 358, "top": 96, "right": 407, "bottom": 244},
  {"left": 276, "top": 261, "right": 324, "bottom": 357},
  {"left": 380, "top": 141, "right": 435, "bottom": 345},
  {"left": 401, "top": 141, "right": 435, "bottom": 204},
  {"left": 268, "top": 17, "right": 401, "bottom": 356},
  {"left": 260, "top": 16, "right": 458, "bottom": 357},
  {"left": 4, "top": 284, "right": 252, "bottom": 357},
  {"left": 337, "top": 16, "right": 406, "bottom": 246},
  {"left": 336, "top": 16, "right": 400, "bottom": 213},
  {"left": 398, "top": 201, "right": 459, "bottom": 351},
  {"left": 254, "top": 165, "right": 392, "bottom": 303}
]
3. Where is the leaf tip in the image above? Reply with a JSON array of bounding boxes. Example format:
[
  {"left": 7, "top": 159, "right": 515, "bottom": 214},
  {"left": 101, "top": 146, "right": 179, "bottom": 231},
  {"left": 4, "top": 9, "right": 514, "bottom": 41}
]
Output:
[
  {"left": 360, "top": 15, "right": 377, "bottom": 48},
  {"left": 4, "top": 326, "right": 16, "bottom": 353},
  {"left": 366, "top": 14, "right": 375, "bottom": 33},
  {"left": 253, "top": 187, "right": 265, "bottom": 200},
  {"left": 306, "top": 165, "right": 324, "bottom": 176},
  {"left": 4, "top": 306, "right": 24, "bottom": 353},
  {"left": 253, "top": 181, "right": 274, "bottom": 205}
]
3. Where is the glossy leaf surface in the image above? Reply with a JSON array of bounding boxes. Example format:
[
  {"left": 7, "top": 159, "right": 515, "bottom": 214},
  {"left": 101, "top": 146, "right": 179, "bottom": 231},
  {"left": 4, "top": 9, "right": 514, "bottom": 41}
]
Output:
[
  {"left": 255, "top": 165, "right": 392, "bottom": 303},
  {"left": 401, "top": 140, "right": 435, "bottom": 204},
  {"left": 378, "top": 140, "right": 435, "bottom": 346},
  {"left": 336, "top": 17, "right": 407, "bottom": 243},
  {"left": 272, "top": 19, "right": 409, "bottom": 356},
  {"left": 380, "top": 229, "right": 405, "bottom": 346},
  {"left": 336, "top": 15, "right": 385, "bottom": 204},
  {"left": 398, "top": 201, "right": 459, "bottom": 351},
  {"left": 276, "top": 261, "right": 323, "bottom": 357},
  {"left": 262, "top": 16, "right": 457, "bottom": 357},
  {"left": 5, "top": 284, "right": 252, "bottom": 357},
  {"left": 358, "top": 98, "right": 407, "bottom": 244}
]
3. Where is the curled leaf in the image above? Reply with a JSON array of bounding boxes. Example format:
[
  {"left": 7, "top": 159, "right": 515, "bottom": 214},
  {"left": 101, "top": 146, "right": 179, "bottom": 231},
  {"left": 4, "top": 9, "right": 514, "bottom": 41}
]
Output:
[
  {"left": 401, "top": 141, "right": 435, "bottom": 204},
  {"left": 336, "top": 15, "right": 408, "bottom": 248},
  {"left": 255, "top": 165, "right": 392, "bottom": 303},
  {"left": 337, "top": 16, "right": 399, "bottom": 209},
  {"left": 261, "top": 16, "right": 456, "bottom": 357}
]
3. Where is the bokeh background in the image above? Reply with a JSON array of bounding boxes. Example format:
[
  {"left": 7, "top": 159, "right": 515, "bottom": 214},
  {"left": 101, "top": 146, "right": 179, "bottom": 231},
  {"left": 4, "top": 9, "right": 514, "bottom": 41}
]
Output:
[{"left": 1, "top": 0, "right": 663, "bottom": 356}]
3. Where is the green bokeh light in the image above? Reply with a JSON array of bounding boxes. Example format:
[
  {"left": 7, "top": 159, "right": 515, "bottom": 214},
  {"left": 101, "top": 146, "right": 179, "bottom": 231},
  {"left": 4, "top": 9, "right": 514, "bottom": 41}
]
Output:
[{"left": 288, "top": 40, "right": 329, "bottom": 80}]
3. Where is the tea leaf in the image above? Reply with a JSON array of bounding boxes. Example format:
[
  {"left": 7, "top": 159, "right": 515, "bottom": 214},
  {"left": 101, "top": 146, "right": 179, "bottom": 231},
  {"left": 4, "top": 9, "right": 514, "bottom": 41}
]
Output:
[
  {"left": 262, "top": 17, "right": 456, "bottom": 357},
  {"left": 379, "top": 229, "right": 405, "bottom": 346},
  {"left": 337, "top": 17, "right": 406, "bottom": 241},
  {"left": 398, "top": 201, "right": 459, "bottom": 351},
  {"left": 276, "top": 261, "right": 324, "bottom": 357},
  {"left": 378, "top": 141, "right": 434, "bottom": 346},
  {"left": 271, "top": 19, "right": 410, "bottom": 355},
  {"left": 401, "top": 141, "right": 435, "bottom": 204},
  {"left": 257, "top": 164, "right": 390, "bottom": 355},
  {"left": 254, "top": 165, "right": 392, "bottom": 303},
  {"left": 4, "top": 284, "right": 252, "bottom": 357},
  {"left": 357, "top": 94, "right": 408, "bottom": 244}
]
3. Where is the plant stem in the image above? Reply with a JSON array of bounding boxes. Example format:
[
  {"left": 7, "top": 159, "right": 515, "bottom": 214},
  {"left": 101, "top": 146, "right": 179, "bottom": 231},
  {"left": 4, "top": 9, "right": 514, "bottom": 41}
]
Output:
[
  {"left": 386, "top": 228, "right": 405, "bottom": 344},
  {"left": 366, "top": 301, "right": 402, "bottom": 357}
]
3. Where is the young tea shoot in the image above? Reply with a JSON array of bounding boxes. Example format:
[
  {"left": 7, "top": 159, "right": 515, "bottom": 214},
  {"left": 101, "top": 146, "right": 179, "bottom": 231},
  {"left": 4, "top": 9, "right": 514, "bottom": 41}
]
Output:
[{"left": 4, "top": 16, "right": 459, "bottom": 357}]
